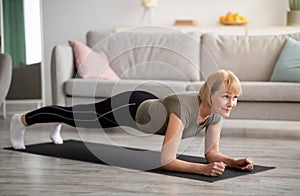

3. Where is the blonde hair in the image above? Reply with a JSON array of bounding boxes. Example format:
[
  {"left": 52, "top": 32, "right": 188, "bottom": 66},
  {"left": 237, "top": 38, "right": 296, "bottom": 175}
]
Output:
[{"left": 199, "top": 70, "right": 242, "bottom": 108}]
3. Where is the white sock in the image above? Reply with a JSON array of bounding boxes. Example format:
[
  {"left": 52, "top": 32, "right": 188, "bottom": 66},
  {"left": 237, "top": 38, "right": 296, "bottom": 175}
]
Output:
[
  {"left": 10, "top": 114, "right": 26, "bottom": 150},
  {"left": 50, "top": 123, "right": 63, "bottom": 144}
]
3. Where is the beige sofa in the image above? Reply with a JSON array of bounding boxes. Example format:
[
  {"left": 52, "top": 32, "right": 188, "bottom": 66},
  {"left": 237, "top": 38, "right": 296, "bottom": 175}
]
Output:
[
  {"left": 51, "top": 28, "right": 300, "bottom": 121},
  {"left": 190, "top": 33, "right": 300, "bottom": 120}
]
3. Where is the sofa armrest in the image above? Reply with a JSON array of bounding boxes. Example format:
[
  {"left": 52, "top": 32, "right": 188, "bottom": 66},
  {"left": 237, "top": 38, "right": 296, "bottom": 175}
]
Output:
[
  {"left": 51, "top": 45, "right": 75, "bottom": 105},
  {"left": 0, "top": 53, "right": 12, "bottom": 106}
]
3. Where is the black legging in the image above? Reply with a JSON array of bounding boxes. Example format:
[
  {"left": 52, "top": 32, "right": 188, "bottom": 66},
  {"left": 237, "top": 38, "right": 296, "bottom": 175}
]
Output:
[{"left": 25, "top": 91, "right": 158, "bottom": 129}]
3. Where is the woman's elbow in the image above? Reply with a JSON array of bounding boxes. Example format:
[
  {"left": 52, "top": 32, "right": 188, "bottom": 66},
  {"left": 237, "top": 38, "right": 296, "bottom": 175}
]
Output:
[
  {"left": 160, "top": 156, "right": 175, "bottom": 170},
  {"left": 161, "top": 163, "right": 171, "bottom": 171},
  {"left": 161, "top": 161, "right": 175, "bottom": 171},
  {"left": 205, "top": 152, "right": 215, "bottom": 163}
]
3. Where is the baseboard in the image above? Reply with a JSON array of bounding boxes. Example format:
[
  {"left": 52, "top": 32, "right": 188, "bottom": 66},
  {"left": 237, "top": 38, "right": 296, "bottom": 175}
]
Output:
[{"left": 0, "top": 99, "right": 43, "bottom": 118}]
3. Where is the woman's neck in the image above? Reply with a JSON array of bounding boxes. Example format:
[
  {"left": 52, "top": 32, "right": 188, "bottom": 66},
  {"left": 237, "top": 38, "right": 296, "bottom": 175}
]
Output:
[{"left": 198, "top": 102, "right": 211, "bottom": 124}]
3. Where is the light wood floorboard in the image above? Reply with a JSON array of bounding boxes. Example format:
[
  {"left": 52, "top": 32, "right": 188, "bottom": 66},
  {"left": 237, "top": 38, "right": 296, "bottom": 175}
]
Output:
[{"left": 0, "top": 116, "right": 300, "bottom": 195}]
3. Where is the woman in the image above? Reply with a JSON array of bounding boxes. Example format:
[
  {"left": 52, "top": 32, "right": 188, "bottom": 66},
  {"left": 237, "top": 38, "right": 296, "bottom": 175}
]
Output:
[{"left": 10, "top": 69, "right": 253, "bottom": 176}]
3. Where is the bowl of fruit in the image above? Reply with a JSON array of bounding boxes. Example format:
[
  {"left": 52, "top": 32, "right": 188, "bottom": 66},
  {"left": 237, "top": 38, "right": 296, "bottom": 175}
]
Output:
[{"left": 219, "top": 12, "right": 248, "bottom": 25}]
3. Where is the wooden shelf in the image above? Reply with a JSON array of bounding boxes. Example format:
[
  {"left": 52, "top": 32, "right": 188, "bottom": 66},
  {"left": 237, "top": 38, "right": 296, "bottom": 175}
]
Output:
[{"left": 115, "top": 25, "right": 300, "bottom": 36}]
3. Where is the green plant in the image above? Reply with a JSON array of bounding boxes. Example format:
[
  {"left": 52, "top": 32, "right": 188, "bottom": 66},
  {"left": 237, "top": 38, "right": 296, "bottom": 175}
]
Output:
[{"left": 289, "top": 0, "right": 300, "bottom": 10}]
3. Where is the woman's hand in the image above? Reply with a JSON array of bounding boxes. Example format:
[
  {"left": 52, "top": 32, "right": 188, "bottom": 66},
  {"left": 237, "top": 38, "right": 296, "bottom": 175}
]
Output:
[
  {"left": 232, "top": 157, "right": 253, "bottom": 171},
  {"left": 200, "top": 162, "right": 227, "bottom": 176}
]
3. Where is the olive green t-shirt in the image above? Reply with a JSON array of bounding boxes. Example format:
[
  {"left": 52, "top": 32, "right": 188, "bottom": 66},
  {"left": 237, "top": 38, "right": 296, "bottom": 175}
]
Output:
[{"left": 135, "top": 92, "right": 222, "bottom": 139}]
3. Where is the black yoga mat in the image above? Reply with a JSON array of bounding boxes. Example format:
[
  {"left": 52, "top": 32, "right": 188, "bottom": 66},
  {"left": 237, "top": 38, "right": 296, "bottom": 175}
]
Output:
[{"left": 4, "top": 140, "right": 275, "bottom": 182}]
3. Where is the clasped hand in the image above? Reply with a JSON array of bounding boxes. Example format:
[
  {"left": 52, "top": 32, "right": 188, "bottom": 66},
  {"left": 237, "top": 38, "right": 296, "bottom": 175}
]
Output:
[
  {"left": 203, "top": 157, "right": 253, "bottom": 176},
  {"left": 232, "top": 157, "right": 254, "bottom": 171}
]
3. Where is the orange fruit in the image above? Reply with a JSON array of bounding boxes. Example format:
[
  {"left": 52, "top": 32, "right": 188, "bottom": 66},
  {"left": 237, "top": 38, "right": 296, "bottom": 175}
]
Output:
[
  {"left": 219, "top": 16, "right": 226, "bottom": 22},
  {"left": 226, "top": 14, "right": 235, "bottom": 22},
  {"left": 225, "top": 12, "right": 234, "bottom": 22}
]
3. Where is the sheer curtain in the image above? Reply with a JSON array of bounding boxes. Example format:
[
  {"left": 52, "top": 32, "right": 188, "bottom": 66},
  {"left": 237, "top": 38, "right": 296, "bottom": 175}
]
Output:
[{"left": 3, "top": 0, "right": 26, "bottom": 68}]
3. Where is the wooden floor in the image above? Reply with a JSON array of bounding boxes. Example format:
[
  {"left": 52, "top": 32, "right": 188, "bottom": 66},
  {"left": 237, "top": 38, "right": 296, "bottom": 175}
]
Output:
[{"left": 1, "top": 116, "right": 300, "bottom": 195}]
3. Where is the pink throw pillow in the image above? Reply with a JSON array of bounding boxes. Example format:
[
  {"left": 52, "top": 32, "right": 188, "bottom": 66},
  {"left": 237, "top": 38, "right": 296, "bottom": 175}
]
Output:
[{"left": 68, "top": 40, "right": 120, "bottom": 80}]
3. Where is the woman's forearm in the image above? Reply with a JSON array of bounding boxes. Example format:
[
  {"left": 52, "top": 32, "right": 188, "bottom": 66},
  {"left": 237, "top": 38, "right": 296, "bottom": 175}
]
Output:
[
  {"left": 162, "top": 158, "right": 227, "bottom": 176},
  {"left": 206, "top": 152, "right": 236, "bottom": 167},
  {"left": 162, "top": 159, "right": 205, "bottom": 174},
  {"left": 206, "top": 152, "right": 254, "bottom": 171}
]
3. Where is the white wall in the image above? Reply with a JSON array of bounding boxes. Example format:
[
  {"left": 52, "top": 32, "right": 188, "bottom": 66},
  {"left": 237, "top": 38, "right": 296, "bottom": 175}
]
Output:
[
  {"left": 24, "top": 0, "right": 42, "bottom": 64},
  {"left": 42, "top": 0, "right": 289, "bottom": 104}
]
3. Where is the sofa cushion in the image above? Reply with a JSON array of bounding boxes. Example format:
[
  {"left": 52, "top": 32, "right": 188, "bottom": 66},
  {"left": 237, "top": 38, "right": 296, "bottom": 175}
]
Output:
[
  {"left": 64, "top": 79, "right": 190, "bottom": 98},
  {"left": 86, "top": 29, "right": 200, "bottom": 81},
  {"left": 200, "top": 33, "right": 300, "bottom": 81},
  {"left": 239, "top": 82, "right": 300, "bottom": 102},
  {"left": 186, "top": 81, "right": 300, "bottom": 102},
  {"left": 270, "top": 37, "right": 300, "bottom": 82},
  {"left": 68, "top": 40, "right": 120, "bottom": 80}
]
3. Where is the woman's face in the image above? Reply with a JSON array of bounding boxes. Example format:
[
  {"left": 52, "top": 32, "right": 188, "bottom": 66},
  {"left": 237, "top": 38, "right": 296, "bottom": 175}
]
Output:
[{"left": 210, "top": 83, "right": 238, "bottom": 118}]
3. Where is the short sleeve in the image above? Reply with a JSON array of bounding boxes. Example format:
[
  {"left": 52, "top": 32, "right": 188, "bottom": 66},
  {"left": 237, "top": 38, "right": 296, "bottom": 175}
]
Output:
[
  {"left": 161, "top": 95, "right": 189, "bottom": 126},
  {"left": 210, "top": 114, "right": 223, "bottom": 124}
]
